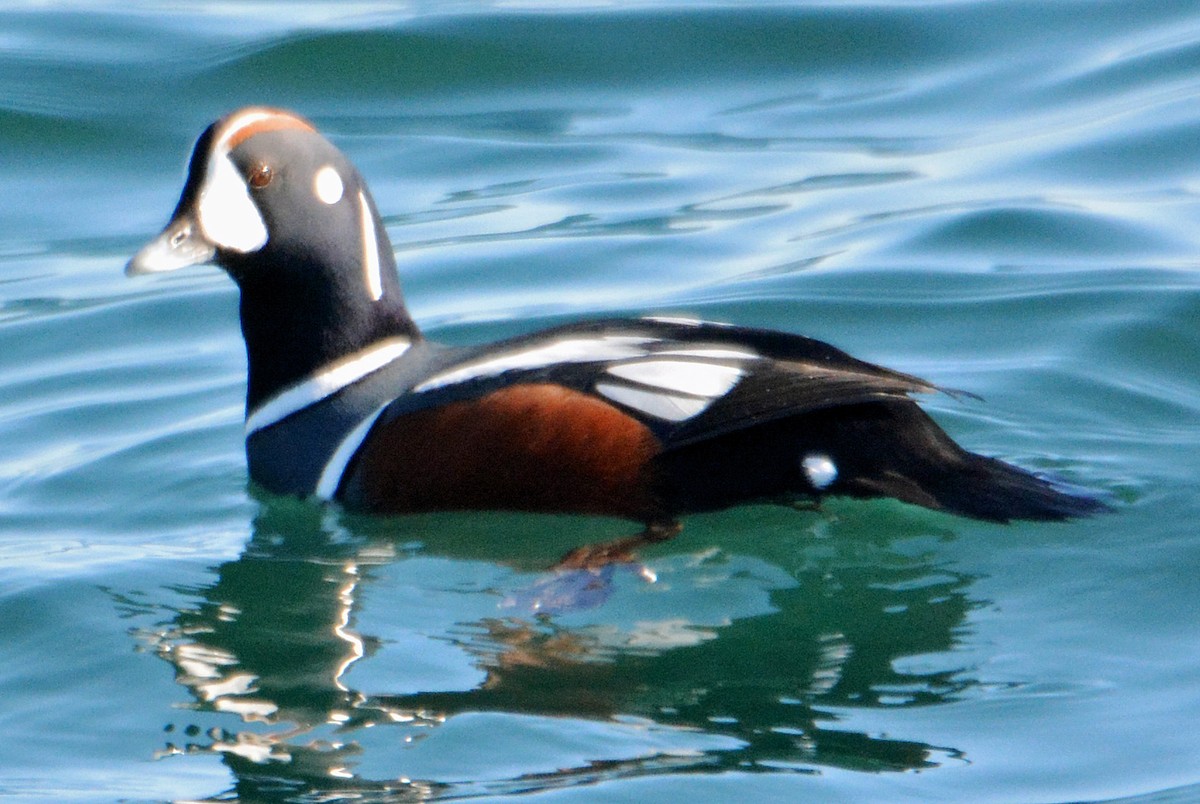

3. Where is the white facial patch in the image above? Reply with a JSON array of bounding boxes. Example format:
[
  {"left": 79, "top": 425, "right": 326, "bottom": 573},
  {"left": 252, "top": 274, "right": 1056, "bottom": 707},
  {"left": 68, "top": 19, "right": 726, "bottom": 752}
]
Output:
[
  {"left": 314, "top": 165, "right": 344, "bottom": 205},
  {"left": 195, "top": 108, "right": 317, "bottom": 255},
  {"left": 358, "top": 191, "right": 383, "bottom": 301},
  {"left": 414, "top": 336, "right": 654, "bottom": 392},
  {"left": 196, "top": 151, "right": 268, "bottom": 253},
  {"left": 801, "top": 453, "right": 838, "bottom": 490}
]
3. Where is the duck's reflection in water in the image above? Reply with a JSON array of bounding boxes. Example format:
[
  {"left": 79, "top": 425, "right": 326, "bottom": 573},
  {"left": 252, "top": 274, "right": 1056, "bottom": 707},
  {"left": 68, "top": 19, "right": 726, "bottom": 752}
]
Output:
[{"left": 138, "top": 499, "right": 972, "bottom": 800}]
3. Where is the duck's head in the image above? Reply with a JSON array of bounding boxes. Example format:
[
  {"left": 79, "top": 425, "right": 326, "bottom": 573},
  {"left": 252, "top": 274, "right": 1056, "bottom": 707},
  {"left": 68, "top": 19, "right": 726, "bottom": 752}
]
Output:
[{"left": 128, "top": 107, "right": 419, "bottom": 404}]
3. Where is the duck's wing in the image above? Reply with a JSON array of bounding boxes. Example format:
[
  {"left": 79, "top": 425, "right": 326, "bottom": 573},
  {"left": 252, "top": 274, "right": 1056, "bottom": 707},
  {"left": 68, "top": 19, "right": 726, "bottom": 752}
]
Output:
[
  {"left": 393, "top": 316, "right": 942, "bottom": 448},
  {"left": 351, "top": 317, "right": 1104, "bottom": 523}
]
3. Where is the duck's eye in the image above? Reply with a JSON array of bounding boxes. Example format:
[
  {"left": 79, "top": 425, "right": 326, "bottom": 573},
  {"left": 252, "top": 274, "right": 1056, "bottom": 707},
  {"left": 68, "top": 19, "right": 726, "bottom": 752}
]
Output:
[{"left": 247, "top": 164, "right": 273, "bottom": 190}]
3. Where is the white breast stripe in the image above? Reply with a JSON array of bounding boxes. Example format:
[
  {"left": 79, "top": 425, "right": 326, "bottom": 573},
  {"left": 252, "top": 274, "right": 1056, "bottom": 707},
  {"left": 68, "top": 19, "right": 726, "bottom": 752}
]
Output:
[
  {"left": 245, "top": 338, "right": 411, "bottom": 435},
  {"left": 595, "top": 382, "right": 712, "bottom": 422},
  {"left": 414, "top": 336, "right": 654, "bottom": 392},
  {"left": 359, "top": 191, "right": 384, "bottom": 301},
  {"left": 315, "top": 404, "right": 388, "bottom": 500},
  {"left": 606, "top": 359, "right": 743, "bottom": 398}
]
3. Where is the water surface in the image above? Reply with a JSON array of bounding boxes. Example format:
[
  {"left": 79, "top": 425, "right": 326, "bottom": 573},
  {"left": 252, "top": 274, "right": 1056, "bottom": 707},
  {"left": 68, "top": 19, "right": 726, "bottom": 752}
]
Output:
[{"left": 1, "top": 2, "right": 1198, "bottom": 801}]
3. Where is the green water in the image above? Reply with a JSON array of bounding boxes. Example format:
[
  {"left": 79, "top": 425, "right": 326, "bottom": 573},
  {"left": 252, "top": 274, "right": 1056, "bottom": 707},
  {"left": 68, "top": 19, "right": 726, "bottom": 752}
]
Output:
[{"left": 1, "top": 2, "right": 1198, "bottom": 801}]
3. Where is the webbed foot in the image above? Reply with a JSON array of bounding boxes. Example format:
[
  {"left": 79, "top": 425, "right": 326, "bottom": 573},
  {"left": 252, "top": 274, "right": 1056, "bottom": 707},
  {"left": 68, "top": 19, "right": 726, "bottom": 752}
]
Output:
[{"left": 554, "top": 520, "right": 682, "bottom": 570}]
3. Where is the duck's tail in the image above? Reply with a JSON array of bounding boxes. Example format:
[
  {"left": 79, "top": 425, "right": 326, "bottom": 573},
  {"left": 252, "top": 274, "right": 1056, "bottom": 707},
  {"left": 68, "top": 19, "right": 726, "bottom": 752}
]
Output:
[{"left": 834, "top": 402, "right": 1109, "bottom": 523}]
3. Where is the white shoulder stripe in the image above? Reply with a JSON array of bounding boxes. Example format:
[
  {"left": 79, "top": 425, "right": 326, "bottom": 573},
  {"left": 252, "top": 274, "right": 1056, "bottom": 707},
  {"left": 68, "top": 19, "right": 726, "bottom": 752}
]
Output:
[
  {"left": 414, "top": 335, "right": 654, "bottom": 392},
  {"left": 315, "top": 404, "right": 388, "bottom": 500},
  {"left": 245, "top": 337, "right": 411, "bottom": 436},
  {"left": 605, "top": 359, "right": 743, "bottom": 398},
  {"left": 595, "top": 382, "right": 712, "bottom": 422}
]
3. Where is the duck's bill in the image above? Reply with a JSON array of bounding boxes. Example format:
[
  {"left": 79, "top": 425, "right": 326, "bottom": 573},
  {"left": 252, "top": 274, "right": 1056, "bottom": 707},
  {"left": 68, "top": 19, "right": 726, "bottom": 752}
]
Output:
[{"left": 125, "top": 214, "right": 216, "bottom": 276}]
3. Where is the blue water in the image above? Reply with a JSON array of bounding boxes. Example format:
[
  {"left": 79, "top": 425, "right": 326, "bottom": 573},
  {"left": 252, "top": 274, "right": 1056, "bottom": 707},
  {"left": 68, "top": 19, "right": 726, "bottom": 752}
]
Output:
[{"left": 2, "top": 2, "right": 1199, "bottom": 801}]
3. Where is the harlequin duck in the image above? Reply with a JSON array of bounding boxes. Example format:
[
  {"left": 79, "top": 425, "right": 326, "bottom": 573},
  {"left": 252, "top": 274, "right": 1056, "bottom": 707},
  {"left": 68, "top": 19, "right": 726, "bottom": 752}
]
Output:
[{"left": 127, "top": 107, "right": 1103, "bottom": 557}]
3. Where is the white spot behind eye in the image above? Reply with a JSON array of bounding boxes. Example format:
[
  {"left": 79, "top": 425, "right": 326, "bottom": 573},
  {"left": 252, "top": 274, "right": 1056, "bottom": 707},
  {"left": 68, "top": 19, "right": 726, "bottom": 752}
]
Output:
[
  {"left": 801, "top": 453, "right": 838, "bottom": 490},
  {"left": 314, "top": 165, "right": 344, "bottom": 205},
  {"left": 197, "top": 153, "right": 268, "bottom": 253}
]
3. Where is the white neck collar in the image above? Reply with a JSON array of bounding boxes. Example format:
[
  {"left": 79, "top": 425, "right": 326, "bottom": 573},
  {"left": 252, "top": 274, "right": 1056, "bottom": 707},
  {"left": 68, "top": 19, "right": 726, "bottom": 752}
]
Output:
[{"left": 244, "top": 337, "right": 412, "bottom": 436}]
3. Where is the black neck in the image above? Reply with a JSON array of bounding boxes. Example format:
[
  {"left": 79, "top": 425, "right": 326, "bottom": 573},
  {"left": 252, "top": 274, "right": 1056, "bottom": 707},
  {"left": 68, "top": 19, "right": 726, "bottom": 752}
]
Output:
[{"left": 235, "top": 250, "right": 420, "bottom": 411}]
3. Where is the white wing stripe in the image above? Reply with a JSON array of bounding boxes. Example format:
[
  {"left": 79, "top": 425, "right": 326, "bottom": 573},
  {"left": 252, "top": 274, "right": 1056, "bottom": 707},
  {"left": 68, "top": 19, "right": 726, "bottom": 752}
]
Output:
[
  {"left": 595, "top": 382, "right": 712, "bottom": 422},
  {"left": 605, "top": 359, "right": 743, "bottom": 398},
  {"left": 655, "top": 347, "right": 759, "bottom": 361},
  {"left": 414, "top": 336, "right": 654, "bottom": 392}
]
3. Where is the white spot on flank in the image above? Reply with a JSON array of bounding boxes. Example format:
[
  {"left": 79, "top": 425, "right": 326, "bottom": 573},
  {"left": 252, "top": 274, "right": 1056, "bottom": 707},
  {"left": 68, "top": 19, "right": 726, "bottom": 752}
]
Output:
[
  {"left": 314, "top": 165, "right": 344, "bottom": 205},
  {"left": 594, "top": 382, "right": 712, "bottom": 422},
  {"left": 414, "top": 336, "right": 654, "bottom": 392},
  {"left": 605, "top": 359, "right": 743, "bottom": 398},
  {"left": 801, "top": 453, "right": 838, "bottom": 490},
  {"left": 245, "top": 337, "right": 411, "bottom": 435},
  {"left": 359, "top": 191, "right": 383, "bottom": 301},
  {"left": 197, "top": 151, "right": 268, "bottom": 253}
]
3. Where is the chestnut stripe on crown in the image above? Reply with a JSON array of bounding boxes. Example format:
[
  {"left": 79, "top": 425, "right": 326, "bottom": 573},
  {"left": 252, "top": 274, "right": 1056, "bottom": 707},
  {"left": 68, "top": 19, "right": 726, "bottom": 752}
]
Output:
[{"left": 219, "top": 108, "right": 316, "bottom": 153}]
